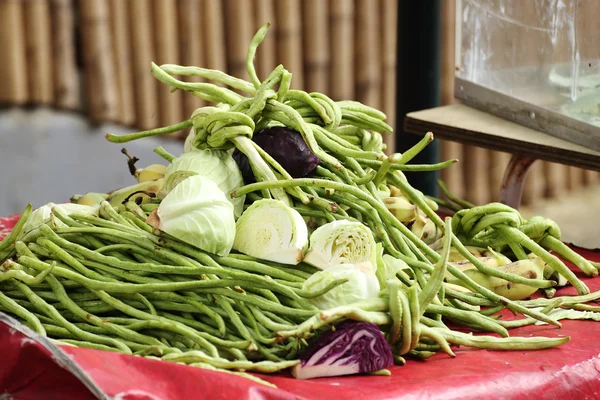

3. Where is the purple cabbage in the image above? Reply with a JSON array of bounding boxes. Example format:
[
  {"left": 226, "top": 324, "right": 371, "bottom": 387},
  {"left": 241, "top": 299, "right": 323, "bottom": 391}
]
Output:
[
  {"left": 232, "top": 127, "right": 320, "bottom": 184},
  {"left": 292, "top": 320, "right": 393, "bottom": 380}
]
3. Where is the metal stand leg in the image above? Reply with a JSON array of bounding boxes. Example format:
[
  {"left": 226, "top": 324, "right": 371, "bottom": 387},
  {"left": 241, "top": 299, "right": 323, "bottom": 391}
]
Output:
[{"left": 499, "top": 155, "right": 536, "bottom": 209}]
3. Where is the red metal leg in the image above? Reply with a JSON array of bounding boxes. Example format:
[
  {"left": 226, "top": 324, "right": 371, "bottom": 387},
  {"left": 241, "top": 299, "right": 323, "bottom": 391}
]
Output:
[{"left": 499, "top": 155, "right": 537, "bottom": 209}]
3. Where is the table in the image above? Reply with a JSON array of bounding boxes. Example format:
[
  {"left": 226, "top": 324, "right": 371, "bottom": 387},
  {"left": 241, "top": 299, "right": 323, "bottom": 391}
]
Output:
[
  {"left": 2, "top": 214, "right": 600, "bottom": 400},
  {"left": 404, "top": 104, "right": 600, "bottom": 209}
]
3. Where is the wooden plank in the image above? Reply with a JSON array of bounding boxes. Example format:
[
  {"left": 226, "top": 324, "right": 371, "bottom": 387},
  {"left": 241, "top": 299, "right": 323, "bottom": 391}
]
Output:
[
  {"left": 0, "top": 0, "right": 28, "bottom": 104},
  {"left": 405, "top": 104, "right": 600, "bottom": 171},
  {"left": 50, "top": 0, "right": 79, "bottom": 110},
  {"left": 24, "top": 0, "right": 54, "bottom": 104},
  {"left": 109, "top": 0, "right": 136, "bottom": 125}
]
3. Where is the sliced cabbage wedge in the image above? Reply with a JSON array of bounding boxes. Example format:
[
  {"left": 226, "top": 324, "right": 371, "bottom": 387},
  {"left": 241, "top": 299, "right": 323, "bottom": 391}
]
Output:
[
  {"left": 233, "top": 199, "right": 308, "bottom": 265},
  {"left": 147, "top": 174, "right": 236, "bottom": 257},
  {"left": 302, "top": 263, "right": 381, "bottom": 310},
  {"left": 303, "top": 220, "right": 377, "bottom": 270}
]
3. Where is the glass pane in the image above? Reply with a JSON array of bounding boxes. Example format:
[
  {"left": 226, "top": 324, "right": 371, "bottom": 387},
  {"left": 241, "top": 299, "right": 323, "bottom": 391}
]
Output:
[{"left": 457, "top": 0, "right": 600, "bottom": 127}]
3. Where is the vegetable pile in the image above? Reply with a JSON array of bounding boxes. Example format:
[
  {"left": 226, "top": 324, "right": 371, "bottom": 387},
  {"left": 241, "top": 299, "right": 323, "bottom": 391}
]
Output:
[{"left": 2, "top": 23, "right": 600, "bottom": 385}]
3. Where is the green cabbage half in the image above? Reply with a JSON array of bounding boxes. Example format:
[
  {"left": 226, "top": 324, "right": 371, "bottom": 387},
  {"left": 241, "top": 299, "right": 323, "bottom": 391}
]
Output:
[
  {"left": 233, "top": 199, "right": 308, "bottom": 265},
  {"left": 302, "top": 263, "right": 381, "bottom": 310},
  {"left": 148, "top": 174, "right": 236, "bottom": 257},
  {"left": 164, "top": 149, "right": 246, "bottom": 218}
]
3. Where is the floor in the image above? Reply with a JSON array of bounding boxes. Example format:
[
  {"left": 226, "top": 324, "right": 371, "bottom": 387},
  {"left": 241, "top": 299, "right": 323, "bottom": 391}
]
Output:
[{"left": 521, "top": 184, "right": 600, "bottom": 249}]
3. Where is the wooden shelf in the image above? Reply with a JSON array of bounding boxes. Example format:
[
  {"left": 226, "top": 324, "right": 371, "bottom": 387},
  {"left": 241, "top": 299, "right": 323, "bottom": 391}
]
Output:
[{"left": 404, "top": 104, "right": 600, "bottom": 172}]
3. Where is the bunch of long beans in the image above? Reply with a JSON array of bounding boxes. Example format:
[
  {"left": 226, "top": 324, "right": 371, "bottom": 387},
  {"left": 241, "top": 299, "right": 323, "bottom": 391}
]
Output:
[
  {"left": 1, "top": 22, "right": 600, "bottom": 383},
  {"left": 0, "top": 200, "right": 571, "bottom": 375}
]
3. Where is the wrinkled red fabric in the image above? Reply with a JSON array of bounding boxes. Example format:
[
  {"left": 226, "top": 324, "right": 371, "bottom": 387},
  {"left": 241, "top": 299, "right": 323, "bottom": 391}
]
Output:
[{"left": 1, "top": 214, "right": 600, "bottom": 400}]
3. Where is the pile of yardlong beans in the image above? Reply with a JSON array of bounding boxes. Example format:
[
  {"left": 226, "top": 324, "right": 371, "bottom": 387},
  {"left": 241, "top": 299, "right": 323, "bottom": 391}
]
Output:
[
  {"left": 2, "top": 22, "right": 600, "bottom": 382},
  {"left": 0, "top": 200, "right": 573, "bottom": 375}
]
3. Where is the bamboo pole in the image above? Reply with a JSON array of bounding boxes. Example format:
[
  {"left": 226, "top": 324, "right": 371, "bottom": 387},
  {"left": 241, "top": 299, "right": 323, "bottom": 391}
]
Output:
[
  {"left": 303, "top": 0, "right": 329, "bottom": 93},
  {"left": 0, "top": 0, "right": 28, "bottom": 104},
  {"left": 178, "top": 0, "right": 205, "bottom": 121},
  {"left": 203, "top": 0, "right": 228, "bottom": 80},
  {"left": 488, "top": 150, "right": 511, "bottom": 202},
  {"left": 109, "top": 0, "right": 136, "bottom": 125},
  {"left": 381, "top": 0, "right": 398, "bottom": 152},
  {"left": 582, "top": 168, "right": 598, "bottom": 186},
  {"left": 224, "top": 0, "right": 254, "bottom": 81},
  {"left": 463, "top": 147, "right": 489, "bottom": 205},
  {"left": 275, "top": 0, "right": 303, "bottom": 89},
  {"left": 543, "top": 161, "right": 565, "bottom": 199},
  {"left": 440, "top": 139, "right": 466, "bottom": 201},
  {"left": 49, "top": 0, "right": 79, "bottom": 110},
  {"left": 253, "top": 0, "right": 276, "bottom": 81},
  {"left": 152, "top": 0, "right": 184, "bottom": 127},
  {"left": 329, "top": 0, "right": 354, "bottom": 100},
  {"left": 24, "top": 0, "right": 54, "bottom": 105},
  {"left": 79, "top": 0, "right": 119, "bottom": 122},
  {"left": 521, "top": 158, "right": 544, "bottom": 206},
  {"left": 439, "top": 0, "right": 464, "bottom": 199},
  {"left": 566, "top": 166, "right": 584, "bottom": 192},
  {"left": 355, "top": 0, "right": 380, "bottom": 110},
  {"left": 129, "top": 0, "right": 159, "bottom": 130}
]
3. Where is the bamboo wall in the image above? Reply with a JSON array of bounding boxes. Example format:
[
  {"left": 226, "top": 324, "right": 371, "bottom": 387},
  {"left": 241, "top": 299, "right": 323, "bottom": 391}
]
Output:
[{"left": 0, "top": 0, "right": 597, "bottom": 206}]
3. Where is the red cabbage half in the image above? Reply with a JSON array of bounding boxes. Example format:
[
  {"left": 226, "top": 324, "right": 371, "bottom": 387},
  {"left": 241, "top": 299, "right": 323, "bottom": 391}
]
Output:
[
  {"left": 292, "top": 320, "right": 394, "bottom": 380},
  {"left": 232, "top": 127, "right": 320, "bottom": 184}
]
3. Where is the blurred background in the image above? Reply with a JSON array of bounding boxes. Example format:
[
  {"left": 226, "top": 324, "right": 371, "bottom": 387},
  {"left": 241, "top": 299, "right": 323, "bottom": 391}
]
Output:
[{"left": 0, "top": 0, "right": 598, "bottom": 245}]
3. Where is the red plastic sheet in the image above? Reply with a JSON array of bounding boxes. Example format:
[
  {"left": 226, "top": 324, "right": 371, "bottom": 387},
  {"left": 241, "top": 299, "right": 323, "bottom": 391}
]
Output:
[{"left": 2, "top": 214, "right": 600, "bottom": 400}]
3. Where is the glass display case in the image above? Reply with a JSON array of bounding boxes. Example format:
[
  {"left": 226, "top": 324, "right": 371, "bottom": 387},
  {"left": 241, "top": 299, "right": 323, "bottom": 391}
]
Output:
[{"left": 455, "top": 0, "right": 600, "bottom": 151}]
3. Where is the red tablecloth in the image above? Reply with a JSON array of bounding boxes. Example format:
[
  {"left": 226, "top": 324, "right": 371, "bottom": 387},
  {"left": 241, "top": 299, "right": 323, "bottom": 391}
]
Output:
[{"left": 1, "top": 214, "right": 600, "bottom": 400}]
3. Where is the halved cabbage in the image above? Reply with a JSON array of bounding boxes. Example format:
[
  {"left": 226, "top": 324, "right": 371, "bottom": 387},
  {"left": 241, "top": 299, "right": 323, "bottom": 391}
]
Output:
[
  {"left": 232, "top": 199, "right": 308, "bottom": 265},
  {"left": 148, "top": 174, "right": 236, "bottom": 256},
  {"left": 303, "top": 220, "right": 377, "bottom": 270}
]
